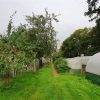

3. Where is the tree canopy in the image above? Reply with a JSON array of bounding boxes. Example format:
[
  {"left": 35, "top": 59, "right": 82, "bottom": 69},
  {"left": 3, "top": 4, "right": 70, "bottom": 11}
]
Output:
[
  {"left": 60, "top": 27, "right": 100, "bottom": 58},
  {"left": 85, "top": 0, "right": 100, "bottom": 21}
]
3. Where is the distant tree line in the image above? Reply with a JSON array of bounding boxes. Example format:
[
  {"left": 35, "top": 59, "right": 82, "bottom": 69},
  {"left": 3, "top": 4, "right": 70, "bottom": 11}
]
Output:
[{"left": 60, "top": 27, "right": 100, "bottom": 58}]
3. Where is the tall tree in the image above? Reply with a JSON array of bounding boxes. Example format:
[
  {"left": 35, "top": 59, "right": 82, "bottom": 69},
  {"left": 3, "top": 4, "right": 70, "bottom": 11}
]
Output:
[
  {"left": 26, "top": 9, "right": 58, "bottom": 64},
  {"left": 85, "top": 0, "right": 100, "bottom": 54}
]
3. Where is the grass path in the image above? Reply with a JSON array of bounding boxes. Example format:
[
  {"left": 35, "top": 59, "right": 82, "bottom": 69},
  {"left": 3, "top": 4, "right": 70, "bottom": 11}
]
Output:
[
  {"left": 0, "top": 65, "right": 100, "bottom": 100},
  {"left": 52, "top": 64, "right": 59, "bottom": 77}
]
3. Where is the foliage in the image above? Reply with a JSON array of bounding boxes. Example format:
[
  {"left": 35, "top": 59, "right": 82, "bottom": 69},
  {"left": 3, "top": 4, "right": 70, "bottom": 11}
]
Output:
[
  {"left": 89, "top": 27, "right": 100, "bottom": 54},
  {"left": 54, "top": 58, "right": 69, "bottom": 73},
  {"left": 52, "top": 51, "right": 62, "bottom": 62},
  {"left": 26, "top": 9, "right": 58, "bottom": 59},
  {"left": 85, "top": 0, "right": 100, "bottom": 55},
  {"left": 0, "top": 10, "right": 58, "bottom": 86},
  {"left": 60, "top": 27, "right": 100, "bottom": 58},
  {"left": 60, "top": 28, "right": 91, "bottom": 57},
  {"left": 0, "top": 25, "right": 35, "bottom": 78},
  {"left": 7, "top": 11, "right": 16, "bottom": 37},
  {"left": 85, "top": 0, "right": 100, "bottom": 22}
]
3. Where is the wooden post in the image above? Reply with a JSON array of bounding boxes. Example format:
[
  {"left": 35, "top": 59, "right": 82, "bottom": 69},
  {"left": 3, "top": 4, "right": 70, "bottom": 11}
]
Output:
[{"left": 81, "top": 65, "right": 86, "bottom": 75}]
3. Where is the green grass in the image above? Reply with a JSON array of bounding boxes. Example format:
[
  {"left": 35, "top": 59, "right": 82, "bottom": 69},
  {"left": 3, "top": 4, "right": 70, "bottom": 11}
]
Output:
[{"left": 0, "top": 65, "right": 100, "bottom": 100}]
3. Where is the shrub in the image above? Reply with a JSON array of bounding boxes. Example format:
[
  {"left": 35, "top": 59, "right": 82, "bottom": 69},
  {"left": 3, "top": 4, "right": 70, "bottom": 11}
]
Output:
[
  {"left": 54, "top": 58, "right": 70, "bottom": 73},
  {"left": 52, "top": 52, "right": 62, "bottom": 62}
]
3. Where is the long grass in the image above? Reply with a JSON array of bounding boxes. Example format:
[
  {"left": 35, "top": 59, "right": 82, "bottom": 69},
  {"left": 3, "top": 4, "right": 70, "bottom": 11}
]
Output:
[{"left": 0, "top": 65, "right": 100, "bottom": 100}]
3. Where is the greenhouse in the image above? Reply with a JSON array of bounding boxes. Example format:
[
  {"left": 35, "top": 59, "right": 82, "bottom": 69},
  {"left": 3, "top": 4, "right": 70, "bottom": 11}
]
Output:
[{"left": 86, "top": 52, "right": 100, "bottom": 75}]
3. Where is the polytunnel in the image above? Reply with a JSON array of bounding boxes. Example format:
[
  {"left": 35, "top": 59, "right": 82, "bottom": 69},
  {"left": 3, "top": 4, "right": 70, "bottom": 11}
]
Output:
[{"left": 86, "top": 52, "right": 100, "bottom": 75}]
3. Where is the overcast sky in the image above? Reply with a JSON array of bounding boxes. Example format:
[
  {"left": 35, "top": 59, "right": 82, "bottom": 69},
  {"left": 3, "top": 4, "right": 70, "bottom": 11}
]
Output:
[{"left": 0, "top": 0, "right": 95, "bottom": 48}]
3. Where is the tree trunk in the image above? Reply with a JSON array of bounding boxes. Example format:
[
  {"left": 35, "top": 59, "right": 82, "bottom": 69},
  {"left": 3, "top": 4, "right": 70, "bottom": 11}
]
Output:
[
  {"left": 39, "top": 58, "right": 43, "bottom": 68},
  {"left": 4, "top": 70, "right": 11, "bottom": 87},
  {"left": 81, "top": 65, "right": 86, "bottom": 75}
]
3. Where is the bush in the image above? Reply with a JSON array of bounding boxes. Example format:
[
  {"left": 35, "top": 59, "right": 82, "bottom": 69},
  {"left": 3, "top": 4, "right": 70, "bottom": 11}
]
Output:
[
  {"left": 54, "top": 58, "right": 70, "bottom": 73},
  {"left": 52, "top": 52, "right": 62, "bottom": 62}
]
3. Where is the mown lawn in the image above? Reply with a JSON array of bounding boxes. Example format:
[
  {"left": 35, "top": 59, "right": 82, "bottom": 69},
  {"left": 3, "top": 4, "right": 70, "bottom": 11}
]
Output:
[{"left": 0, "top": 65, "right": 100, "bottom": 100}]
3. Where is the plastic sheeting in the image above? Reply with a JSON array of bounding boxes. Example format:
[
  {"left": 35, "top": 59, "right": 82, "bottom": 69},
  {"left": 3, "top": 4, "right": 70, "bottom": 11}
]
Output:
[
  {"left": 86, "top": 52, "right": 100, "bottom": 75},
  {"left": 67, "top": 56, "right": 90, "bottom": 69}
]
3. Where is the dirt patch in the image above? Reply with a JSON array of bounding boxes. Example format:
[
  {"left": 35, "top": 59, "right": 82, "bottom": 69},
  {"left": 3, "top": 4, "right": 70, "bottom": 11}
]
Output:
[{"left": 52, "top": 64, "right": 59, "bottom": 77}]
